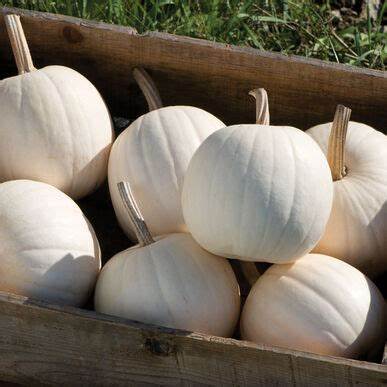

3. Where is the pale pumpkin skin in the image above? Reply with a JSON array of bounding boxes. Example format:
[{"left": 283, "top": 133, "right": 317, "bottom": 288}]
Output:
[
  {"left": 0, "top": 180, "right": 101, "bottom": 306},
  {"left": 307, "top": 122, "right": 387, "bottom": 278},
  {"left": 95, "top": 233, "right": 240, "bottom": 336},
  {"left": 0, "top": 65, "right": 114, "bottom": 199},
  {"left": 240, "top": 254, "right": 386, "bottom": 358},
  {"left": 182, "top": 124, "right": 333, "bottom": 263},
  {"left": 108, "top": 106, "right": 225, "bottom": 239}
]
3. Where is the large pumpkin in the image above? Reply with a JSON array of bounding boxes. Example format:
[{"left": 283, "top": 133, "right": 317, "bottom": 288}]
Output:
[
  {"left": 0, "top": 15, "right": 114, "bottom": 199},
  {"left": 182, "top": 90, "right": 333, "bottom": 263},
  {"left": 95, "top": 182, "right": 240, "bottom": 336},
  {"left": 108, "top": 68, "right": 225, "bottom": 239},
  {"left": 0, "top": 180, "right": 101, "bottom": 306},
  {"left": 240, "top": 254, "right": 386, "bottom": 359},
  {"left": 307, "top": 105, "right": 387, "bottom": 278}
]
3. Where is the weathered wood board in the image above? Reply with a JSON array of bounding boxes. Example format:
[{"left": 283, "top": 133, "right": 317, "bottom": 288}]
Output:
[
  {"left": 0, "top": 292, "right": 386, "bottom": 387},
  {"left": 0, "top": 7, "right": 386, "bottom": 132}
]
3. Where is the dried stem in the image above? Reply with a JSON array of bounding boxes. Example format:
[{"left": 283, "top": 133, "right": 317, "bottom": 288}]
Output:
[
  {"left": 117, "top": 182, "right": 155, "bottom": 247},
  {"left": 327, "top": 105, "right": 351, "bottom": 181},
  {"left": 241, "top": 262, "right": 261, "bottom": 287},
  {"left": 249, "top": 88, "right": 270, "bottom": 125},
  {"left": 4, "top": 14, "right": 36, "bottom": 74},
  {"left": 133, "top": 67, "right": 163, "bottom": 111}
]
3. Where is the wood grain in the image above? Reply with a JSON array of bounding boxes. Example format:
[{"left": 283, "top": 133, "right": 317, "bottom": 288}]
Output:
[
  {"left": 0, "top": 291, "right": 386, "bottom": 386},
  {"left": 0, "top": 7, "right": 386, "bottom": 132}
]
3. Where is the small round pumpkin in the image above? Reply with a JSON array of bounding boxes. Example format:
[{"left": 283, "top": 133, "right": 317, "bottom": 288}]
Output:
[
  {"left": 307, "top": 105, "right": 387, "bottom": 278},
  {"left": 182, "top": 90, "right": 333, "bottom": 263},
  {"left": 95, "top": 182, "right": 240, "bottom": 336},
  {"left": 0, "top": 180, "right": 101, "bottom": 306},
  {"left": 240, "top": 254, "right": 386, "bottom": 358},
  {"left": 0, "top": 15, "right": 114, "bottom": 199},
  {"left": 108, "top": 68, "right": 225, "bottom": 240}
]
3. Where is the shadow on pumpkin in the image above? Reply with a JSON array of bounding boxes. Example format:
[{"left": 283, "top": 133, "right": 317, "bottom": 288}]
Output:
[
  {"left": 367, "top": 199, "right": 387, "bottom": 281},
  {"left": 27, "top": 212, "right": 102, "bottom": 310},
  {"left": 345, "top": 279, "right": 386, "bottom": 363},
  {"left": 26, "top": 251, "right": 99, "bottom": 308}
]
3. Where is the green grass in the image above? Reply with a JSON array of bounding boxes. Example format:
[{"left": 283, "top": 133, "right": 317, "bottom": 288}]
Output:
[{"left": 1, "top": 0, "right": 386, "bottom": 70}]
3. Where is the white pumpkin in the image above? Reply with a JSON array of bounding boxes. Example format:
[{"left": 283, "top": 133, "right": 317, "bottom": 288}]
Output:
[
  {"left": 95, "top": 182, "right": 240, "bottom": 336},
  {"left": 181, "top": 90, "right": 333, "bottom": 263},
  {"left": 0, "top": 180, "right": 101, "bottom": 306},
  {"left": 0, "top": 15, "right": 114, "bottom": 199},
  {"left": 307, "top": 105, "right": 387, "bottom": 278},
  {"left": 108, "top": 68, "right": 225, "bottom": 240},
  {"left": 240, "top": 254, "right": 386, "bottom": 359}
]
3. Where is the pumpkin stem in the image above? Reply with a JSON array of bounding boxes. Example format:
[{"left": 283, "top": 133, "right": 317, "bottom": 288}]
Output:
[
  {"left": 240, "top": 262, "right": 261, "bottom": 287},
  {"left": 249, "top": 88, "right": 270, "bottom": 125},
  {"left": 133, "top": 67, "right": 163, "bottom": 111},
  {"left": 327, "top": 105, "right": 351, "bottom": 181},
  {"left": 117, "top": 181, "right": 155, "bottom": 247},
  {"left": 4, "top": 14, "right": 36, "bottom": 74}
]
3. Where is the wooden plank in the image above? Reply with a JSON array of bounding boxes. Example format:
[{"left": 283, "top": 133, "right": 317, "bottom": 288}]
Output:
[
  {"left": 0, "top": 7, "right": 386, "bottom": 132},
  {"left": 0, "top": 291, "right": 385, "bottom": 386}
]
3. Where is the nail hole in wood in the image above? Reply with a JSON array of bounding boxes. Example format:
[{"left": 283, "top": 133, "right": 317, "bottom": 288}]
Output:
[{"left": 144, "top": 337, "right": 174, "bottom": 356}]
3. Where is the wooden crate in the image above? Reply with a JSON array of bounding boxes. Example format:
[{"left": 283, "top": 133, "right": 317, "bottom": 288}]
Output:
[{"left": 0, "top": 6, "right": 386, "bottom": 386}]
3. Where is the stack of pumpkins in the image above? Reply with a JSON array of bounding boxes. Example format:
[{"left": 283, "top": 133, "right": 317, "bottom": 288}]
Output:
[{"left": 0, "top": 15, "right": 385, "bottom": 360}]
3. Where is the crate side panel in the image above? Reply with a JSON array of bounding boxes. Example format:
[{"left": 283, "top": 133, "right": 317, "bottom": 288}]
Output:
[
  {"left": 0, "top": 293, "right": 386, "bottom": 386},
  {"left": 0, "top": 8, "right": 386, "bottom": 131}
]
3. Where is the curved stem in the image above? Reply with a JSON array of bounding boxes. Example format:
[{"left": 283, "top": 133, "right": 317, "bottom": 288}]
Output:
[
  {"left": 117, "top": 182, "right": 155, "bottom": 247},
  {"left": 133, "top": 67, "right": 163, "bottom": 111},
  {"left": 327, "top": 105, "right": 351, "bottom": 181},
  {"left": 249, "top": 88, "right": 270, "bottom": 125},
  {"left": 5, "top": 14, "right": 35, "bottom": 74},
  {"left": 240, "top": 262, "right": 261, "bottom": 287}
]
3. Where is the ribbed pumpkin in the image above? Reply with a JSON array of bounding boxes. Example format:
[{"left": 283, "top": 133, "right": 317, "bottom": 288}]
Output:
[
  {"left": 0, "top": 15, "right": 114, "bottom": 199},
  {"left": 0, "top": 180, "right": 101, "bottom": 306},
  {"left": 108, "top": 68, "right": 225, "bottom": 240},
  {"left": 241, "top": 254, "right": 386, "bottom": 359},
  {"left": 182, "top": 89, "right": 333, "bottom": 263},
  {"left": 95, "top": 182, "right": 240, "bottom": 336},
  {"left": 307, "top": 105, "right": 387, "bottom": 278}
]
